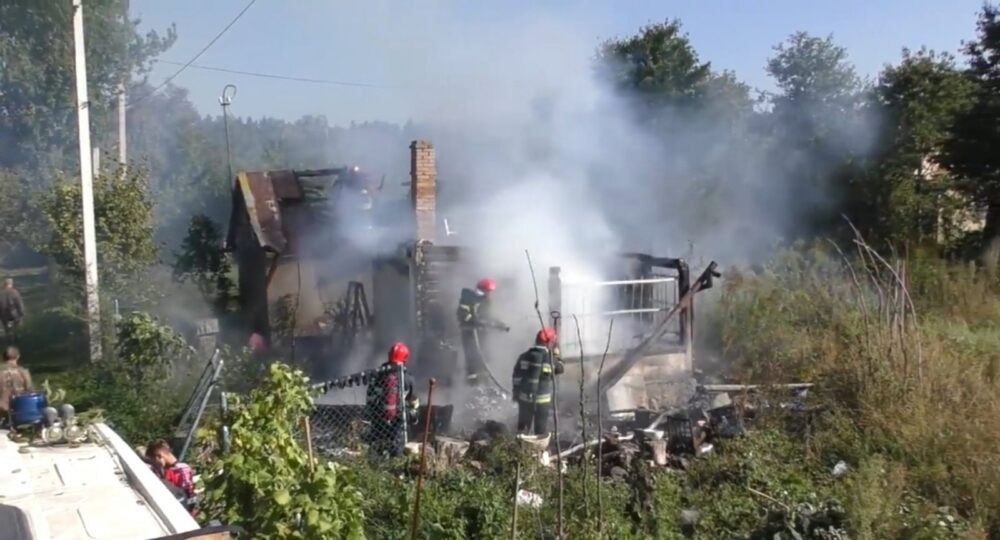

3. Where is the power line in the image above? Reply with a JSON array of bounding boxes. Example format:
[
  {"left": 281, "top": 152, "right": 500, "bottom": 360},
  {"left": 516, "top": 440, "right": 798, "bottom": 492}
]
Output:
[
  {"left": 128, "top": 0, "right": 258, "bottom": 108},
  {"left": 154, "top": 60, "right": 396, "bottom": 89}
]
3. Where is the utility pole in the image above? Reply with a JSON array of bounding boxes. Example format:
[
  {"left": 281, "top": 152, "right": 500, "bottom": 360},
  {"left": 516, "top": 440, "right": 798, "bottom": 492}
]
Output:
[
  {"left": 73, "top": 0, "right": 103, "bottom": 362},
  {"left": 118, "top": 84, "right": 127, "bottom": 169},
  {"left": 118, "top": 0, "right": 128, "bottom": 172},
  {"left": 220, "top": 84, "right": 237, "bottom": 182}
]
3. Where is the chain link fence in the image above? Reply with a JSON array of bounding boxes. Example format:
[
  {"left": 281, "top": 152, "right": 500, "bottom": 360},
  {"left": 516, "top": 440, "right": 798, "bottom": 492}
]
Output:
[{"left": 308, "top": 363, "right": 417, "bottom": 460}]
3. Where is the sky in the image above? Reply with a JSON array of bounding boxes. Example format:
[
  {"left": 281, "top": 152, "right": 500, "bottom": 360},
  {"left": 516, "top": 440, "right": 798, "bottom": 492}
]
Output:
[{"left": 131, "top": 0, "right": 986, "bottom": 126}]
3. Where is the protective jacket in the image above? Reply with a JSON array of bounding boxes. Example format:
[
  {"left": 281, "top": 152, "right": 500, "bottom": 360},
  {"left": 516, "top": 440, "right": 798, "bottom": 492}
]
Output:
[
  {"left": 366, "top": 362, "right": 419, "bottom": 423},
  {"left": 512, "top": 346, "right": 564, "bottom": 404},
  {"left": 456, "top": 288, "right": 487, "bottom": 328},
  {"left": 457, "top": 288, "right": 509, "bottom": 332}
]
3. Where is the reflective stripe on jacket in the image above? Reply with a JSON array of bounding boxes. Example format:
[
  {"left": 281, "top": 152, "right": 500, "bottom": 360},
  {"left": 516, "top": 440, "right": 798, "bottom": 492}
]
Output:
[{"left": 511, "top": 346, "right": 563, "bottom": 404}]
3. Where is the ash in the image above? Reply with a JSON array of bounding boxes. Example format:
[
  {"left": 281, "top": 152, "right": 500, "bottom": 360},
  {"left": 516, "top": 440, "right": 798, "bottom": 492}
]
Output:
[{"left": 463, "top": 382, "right": 515, "bottom": 425}]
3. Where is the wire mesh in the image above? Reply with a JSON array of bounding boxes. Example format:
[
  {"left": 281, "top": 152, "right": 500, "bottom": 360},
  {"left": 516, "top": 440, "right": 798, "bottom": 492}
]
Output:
[{"left": 309, "top": 363, "right": 414, "bottom": 460}]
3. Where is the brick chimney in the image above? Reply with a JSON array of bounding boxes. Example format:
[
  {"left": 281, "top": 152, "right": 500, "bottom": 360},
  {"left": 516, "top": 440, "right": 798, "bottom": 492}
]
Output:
[{"left": 410, "top": 140, "right": 436, "bottom": 241}]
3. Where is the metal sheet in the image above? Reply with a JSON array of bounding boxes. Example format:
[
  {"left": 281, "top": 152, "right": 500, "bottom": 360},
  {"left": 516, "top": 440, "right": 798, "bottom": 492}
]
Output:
[
  {"left": 268, "top": 170, "right": 303, "bottom": 201},
  {"left": 237, "top": 172, "right": 288, "bottom": 253}
]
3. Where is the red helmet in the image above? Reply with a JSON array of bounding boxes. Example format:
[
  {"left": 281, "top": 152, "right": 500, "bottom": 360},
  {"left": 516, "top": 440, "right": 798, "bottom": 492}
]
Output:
[
  {"left": 477, "top": 278, "right": 497, "bottom": 293},
  {"left": 536, "top": 327, "right": 558, "bottom": 345},
  {"left": 388, "top": 342, "right": 410, "bottom": 364}
]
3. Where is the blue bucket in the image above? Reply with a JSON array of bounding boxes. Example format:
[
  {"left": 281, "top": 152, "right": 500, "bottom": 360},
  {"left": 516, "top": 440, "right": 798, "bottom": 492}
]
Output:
[{"left": 11, "top": 392, "right": 48, "bottom": 427}]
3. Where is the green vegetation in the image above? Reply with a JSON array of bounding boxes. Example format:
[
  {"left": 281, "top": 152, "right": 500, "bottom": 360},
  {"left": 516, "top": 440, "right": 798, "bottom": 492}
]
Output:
[
  {"left": 719, "top": 246, "right": 1000, "bottom": 536},
  {"left": 201, "top": 363, "right": 365, "bottom": 540}
]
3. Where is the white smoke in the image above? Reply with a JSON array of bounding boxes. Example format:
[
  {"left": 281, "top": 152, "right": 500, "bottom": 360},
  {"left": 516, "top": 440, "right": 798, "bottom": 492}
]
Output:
[{"left": 304, "top": 4, "right": 881, "bottom": 426}]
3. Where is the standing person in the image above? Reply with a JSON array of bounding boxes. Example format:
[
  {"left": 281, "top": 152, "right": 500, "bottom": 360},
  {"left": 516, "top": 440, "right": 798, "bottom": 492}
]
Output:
[
  {"left": 456, "top": 278, "right": 509, "bottom": 384},
  {"left": 511, "top": 328, "right": 563, "bottom": 436},
  {"left": 0, "top": 346, "right": 32, "bottom": 418},
  {"left": 365, "top": 342, "right": 419, "bottom": 457},
  {"left": 0, "top": 278, "right": 24, "bottom": 342}
]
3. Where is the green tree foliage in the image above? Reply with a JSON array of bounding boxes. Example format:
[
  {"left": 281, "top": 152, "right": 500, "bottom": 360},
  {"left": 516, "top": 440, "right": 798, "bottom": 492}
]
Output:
[
  {"left": 72, "top": 311, "right": 192, "bottom": 443},
  {"left": 41, "top": 165, "right": 158, "bottom": 302},
  {"left": 125, "top": 83, "right": 231, "bottom": 247},
  {"left": 597, "top": 19, "right": 753, "bottom": 120},
  {"left": 0, "top": 168, "right": 45, "bottom": 256},
  {"left": 765, "top": 32, "right": 872, "bottom": 236},
  {"left": 597, "top": 20, "right": 712, "bottom": 107},
  {"left": 596, "top": 20, "right": 759, "bottom": 239},
  {"left": 868, "top": 49, "right": 977, "bottom": 245},
  {"left": 115, "top": 311, "right": 189, "bottom": 384},
  {"left": 942, "top": 4, "right": 1000, "bottom": 259},
  {"left": 0, "top": 0, "right": 175, "bottom": 170},
  {"left": 173, "top": 214, "right": 235, "bottom": 314},
  {"left": 202, "top": 363, "right": 365, "bottom": 539}
]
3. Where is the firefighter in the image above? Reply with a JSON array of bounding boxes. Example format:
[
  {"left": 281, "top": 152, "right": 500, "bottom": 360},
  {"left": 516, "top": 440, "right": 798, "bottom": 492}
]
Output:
[
  {"left": 512, "top": 328, "right": 564, "bottom": 436},
  {"left": 365, "top": 342, "right": 419, "bottom": 457},
  {"left": 456, "top": 278, "right": 510, "bottom": 383}
]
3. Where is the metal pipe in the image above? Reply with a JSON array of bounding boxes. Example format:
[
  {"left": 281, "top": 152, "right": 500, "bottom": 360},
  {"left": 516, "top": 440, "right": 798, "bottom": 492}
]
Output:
[
  {"left": 510, "top": 461, "right": 520, "bottom": 540},
  {"left": 563, "top": 277, "right": 676, "bottom": 287},
  {"left": 178, "top": 350, "right": 223, "bottom": 462},
  {"left": 220, "top": 84, "right": 237, "bottom": 184},
  {"left": 701, "top": 383, "right": 814, "bottom": 392}
]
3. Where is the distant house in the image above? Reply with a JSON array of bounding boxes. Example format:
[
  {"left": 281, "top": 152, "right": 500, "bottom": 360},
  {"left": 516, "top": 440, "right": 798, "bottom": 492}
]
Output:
[{"left": 920, "top": 157, "right": 987, "bottom": 245}]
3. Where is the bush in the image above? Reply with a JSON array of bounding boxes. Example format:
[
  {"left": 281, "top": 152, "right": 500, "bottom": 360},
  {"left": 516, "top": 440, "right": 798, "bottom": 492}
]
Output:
[
  {"left": 201, "top": 363, "right": 365, "bottom": 539},
  {"left": 63, "top": 312, "right": 193, "bottom": 444}
]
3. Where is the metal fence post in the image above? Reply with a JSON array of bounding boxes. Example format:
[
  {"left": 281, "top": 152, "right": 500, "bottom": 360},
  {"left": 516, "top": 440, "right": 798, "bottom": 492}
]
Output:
[{"left": 399, "top": 363, "right": 408, "bottom": 448}]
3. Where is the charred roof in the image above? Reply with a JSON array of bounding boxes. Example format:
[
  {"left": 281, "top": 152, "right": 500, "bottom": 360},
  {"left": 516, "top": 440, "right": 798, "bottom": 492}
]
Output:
[{"left": 225, "top": 167, "right": 383, "bottom": 254}]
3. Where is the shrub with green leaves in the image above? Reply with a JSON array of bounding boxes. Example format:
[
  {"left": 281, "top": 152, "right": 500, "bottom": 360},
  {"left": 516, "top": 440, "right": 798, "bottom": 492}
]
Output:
[
  {"left": 201, "top": 363, "right": 365, "bottom": 539},
  {"left": 68, "top": 311, "right": 191, "bottom": 443}
]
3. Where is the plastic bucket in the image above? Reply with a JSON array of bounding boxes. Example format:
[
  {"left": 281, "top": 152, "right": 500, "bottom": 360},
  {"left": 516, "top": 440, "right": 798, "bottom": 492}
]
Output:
[{"left": 11, "top": 392, "right": 48, "bottom": 426}]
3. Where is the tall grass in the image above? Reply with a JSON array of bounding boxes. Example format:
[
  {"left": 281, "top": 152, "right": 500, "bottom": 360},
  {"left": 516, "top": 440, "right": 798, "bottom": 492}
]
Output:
[{"left": 718, "top": 240, "right": 1000, "bottom": 534}]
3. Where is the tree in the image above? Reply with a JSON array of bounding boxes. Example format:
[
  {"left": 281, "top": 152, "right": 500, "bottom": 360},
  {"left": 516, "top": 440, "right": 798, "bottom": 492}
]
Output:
[
  {"left": 597, "top": 20, "right": 712, "bottom": 108},
  {"left": 869, "top": 49, "right": 977, "bottom": 245},
  {"left": 941, "top": 3, "right": 1000, "bottom": 261},
  {"left": 173, "top": 214, "right": 236, "bottom": 315},
  {"left": 765, "top": 32, "right": 871, "bottom": 237},
  {"left": 595, "top": 20, "right": 762, "bottom": 246},
  {"left": 126, "top": 84, "right": 230, "bottom": 247},
  {"left": 596, "top": 19, "right": 754, "bottom": 121},
  {"left": 0, "top": 0, "right": 175, "bottom": 170},
  {"left": 41, "top": 165, "right": 158, "bottom": 303}
]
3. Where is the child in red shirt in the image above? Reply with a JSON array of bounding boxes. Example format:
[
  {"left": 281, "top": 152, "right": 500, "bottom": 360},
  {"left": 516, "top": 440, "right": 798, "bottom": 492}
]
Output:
[{"left": 146, "top": 440, "right": 196, "bottom": 503}]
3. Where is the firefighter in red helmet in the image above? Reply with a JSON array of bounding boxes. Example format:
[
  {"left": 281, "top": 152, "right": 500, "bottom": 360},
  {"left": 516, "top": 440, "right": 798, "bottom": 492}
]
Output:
[
  {"left": 365, "top": 342, "right": 419, "bottom": 457},
  {"left": 511, "top": 328, "right": 564, "bottom": 436},
  {"left": 456, "top": 278, "right": 510, "bottom": 384}
]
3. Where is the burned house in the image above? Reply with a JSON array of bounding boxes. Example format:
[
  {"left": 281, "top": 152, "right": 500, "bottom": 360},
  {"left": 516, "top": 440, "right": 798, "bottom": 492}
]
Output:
[
  {"left": 225, "top": 166, "right": 387, "bottom": 372},
  {"left": 228, "top": 139, "right": 715, "bottom": 414}
]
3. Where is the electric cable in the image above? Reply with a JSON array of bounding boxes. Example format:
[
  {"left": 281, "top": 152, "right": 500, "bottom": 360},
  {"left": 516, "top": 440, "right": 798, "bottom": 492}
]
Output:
[{"left": 129, "top": 0, "right": 258, "bottom": 108}]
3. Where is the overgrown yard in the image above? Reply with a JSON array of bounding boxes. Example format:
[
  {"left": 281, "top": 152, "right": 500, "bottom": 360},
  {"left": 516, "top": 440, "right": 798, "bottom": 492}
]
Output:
[
  {"left": 10, "top": 247, "right": 1000, "bottom": 538},
  {"left": 183, "top": 248, "right": 1000, "bottom": 539}
]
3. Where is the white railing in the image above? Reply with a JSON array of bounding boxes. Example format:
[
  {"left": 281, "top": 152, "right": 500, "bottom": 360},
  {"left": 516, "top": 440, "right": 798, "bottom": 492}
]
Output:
[{"left": 558, "top": 276, "right": 679, "bottom": 359}]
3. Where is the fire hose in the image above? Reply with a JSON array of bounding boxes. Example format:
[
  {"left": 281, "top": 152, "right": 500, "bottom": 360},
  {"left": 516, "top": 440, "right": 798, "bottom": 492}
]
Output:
[{"left": 472, "top": 328, "right": 513, "bottom": 395}]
